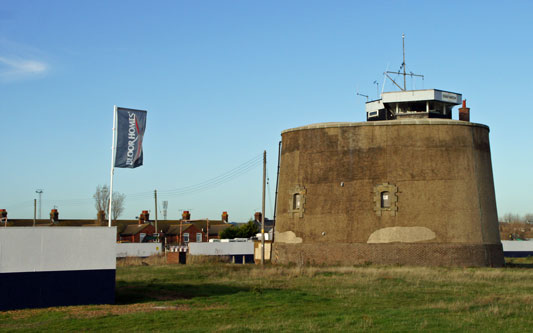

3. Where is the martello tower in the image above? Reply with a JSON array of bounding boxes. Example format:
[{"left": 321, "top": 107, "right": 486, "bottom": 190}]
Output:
[{"left": 272, "top": 38, "right": 503, "bottom": 267}]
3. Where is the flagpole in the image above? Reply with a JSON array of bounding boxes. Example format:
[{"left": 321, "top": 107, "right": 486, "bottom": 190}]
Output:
[{"left": 108, "top": 105, "right": 117, "bottom": 227}]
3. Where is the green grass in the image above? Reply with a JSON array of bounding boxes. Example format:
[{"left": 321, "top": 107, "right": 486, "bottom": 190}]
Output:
[{"left": 2, "top": 260, "right": 533, "bottom": 332}]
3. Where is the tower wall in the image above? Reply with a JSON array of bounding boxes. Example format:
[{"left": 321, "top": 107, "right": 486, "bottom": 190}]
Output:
[{"left": 272, "top": 119, "right": 503, "bottom": 267}]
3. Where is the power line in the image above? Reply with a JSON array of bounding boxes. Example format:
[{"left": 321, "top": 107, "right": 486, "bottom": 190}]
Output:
[
  {"left": 5, "top": 154, "right": 263, "bottom": 210},
  {"left": 126, "top": 153, "right": 262, "bottom": 198}
]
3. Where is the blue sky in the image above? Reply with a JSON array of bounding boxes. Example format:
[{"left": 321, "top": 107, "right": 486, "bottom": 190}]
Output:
[{"left": 1, "top": 1, "right": 532, "bottom": 221}]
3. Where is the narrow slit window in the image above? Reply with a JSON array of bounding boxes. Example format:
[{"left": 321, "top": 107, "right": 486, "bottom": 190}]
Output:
[
  {"left": 293, "top": 193, "right": 301, "bottom": 210},
  {"left": 381, "top": 191, "right": 390, "bottom": 208}
]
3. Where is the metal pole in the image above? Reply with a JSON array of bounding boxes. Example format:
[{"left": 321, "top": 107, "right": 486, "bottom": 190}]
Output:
[
  {"left": 261, "top": 150, "right": 266, "bottom": 265},
  {"left": 402, "top": 33, "right": 406, "bottom": 90},
  {"left": 273, "top": 141, "right": 281, "bottom": 234},
  {"left": 108, "top": 105, "right": 117, "bottom": 227},
  {"left": 35, "top": 189, "right": 43, "bottom": 220},
  {"left": 154, "top": 189, "right": 158, "bottom": 236},
  {"left": 33, "top": 199, "right": 36, "bottom": 226},
  {"left": 179, "top": 219, "right": 183, "bottom": 245}
]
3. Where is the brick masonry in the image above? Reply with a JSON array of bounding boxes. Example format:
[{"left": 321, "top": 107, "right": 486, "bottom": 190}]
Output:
[
  {"left": 273, "top": 243, "right": 504, "bottom": 267},
  {"left": 273, "top": 120, "right": 504, "bottom": 267}
]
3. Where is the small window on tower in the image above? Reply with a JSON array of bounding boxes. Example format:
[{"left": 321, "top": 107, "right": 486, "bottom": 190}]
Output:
[
  {"left": 293, "top": 193, "right": 301, "bottom": 210},
  {"left": 381, "top": 191, "right": 390, "bottom": 208},
  {"left": 374, "top": 183, "right": 398, "bottom": 216},
  {"left": 289, "top": 184, "right": 306, "bottom": 218}
]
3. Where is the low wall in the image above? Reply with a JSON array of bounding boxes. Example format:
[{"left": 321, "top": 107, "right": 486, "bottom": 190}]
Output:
[
  {"left": 116, "top": 243, "right": 162, "bottom": 258},
  {"left": 189, "top": 242, "right": 254, "bottom": 256},
  {"left": 502, "top": 240, "right": 533, "bottom": 257},
  {"left": 0, "top": 227, "right": 116, "bottom": 310}
]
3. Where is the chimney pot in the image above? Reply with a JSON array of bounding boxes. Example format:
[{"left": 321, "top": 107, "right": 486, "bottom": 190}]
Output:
[{"left": 459, "top": 99, "right": 470, "bottom": 122}]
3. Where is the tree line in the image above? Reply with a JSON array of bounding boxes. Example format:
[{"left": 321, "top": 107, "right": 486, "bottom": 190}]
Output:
[{"left": 499, "top": 213, "right": 533, "bottom": 223}]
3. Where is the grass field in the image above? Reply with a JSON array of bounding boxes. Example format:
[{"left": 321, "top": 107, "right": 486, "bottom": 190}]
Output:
[{"left": 2, "top": 259, "right": 533, "bottom": 332}]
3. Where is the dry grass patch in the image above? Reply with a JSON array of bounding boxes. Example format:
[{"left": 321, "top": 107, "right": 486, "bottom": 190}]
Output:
[
  {"left": 4, "top": 302, "right": 191, "bottom": 321},
  {"left": 187, "top": 255, "right": 231, "bottom": 264},
  {"left": 117, "top": 254, "right": 168, "bottom": 267}
]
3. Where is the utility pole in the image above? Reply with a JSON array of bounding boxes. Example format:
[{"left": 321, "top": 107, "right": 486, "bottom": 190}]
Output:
[
  {"left": 154, "top": 190, "right": 158, "bottom": 237},
  {"left": 261, "top": 150, "right": 266, "bottom": 266},
  {"left": 33, "top": 199, "right": 36, "bottom": 226},
  {"left": 35, "top": 189, "right": 43, "bottom": 220},
  {"left": 179, "top": 219, "right": 183, "bottom": 245}
]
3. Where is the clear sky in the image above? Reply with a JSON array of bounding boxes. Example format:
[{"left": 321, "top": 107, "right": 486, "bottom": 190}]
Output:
[{"left": 1, "top": 1, "right": 532, "bottom": 222}]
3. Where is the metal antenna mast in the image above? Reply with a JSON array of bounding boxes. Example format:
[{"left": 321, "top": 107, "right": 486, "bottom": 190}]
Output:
[
  {"left": 402, "top": 33, "right": 406, "bottom": 90},
  {"left": 35, "top": 189, "right": 43, "bottom": 219},
  {"left": 384, "top": 33, "right": 424, "bottom": 91}
]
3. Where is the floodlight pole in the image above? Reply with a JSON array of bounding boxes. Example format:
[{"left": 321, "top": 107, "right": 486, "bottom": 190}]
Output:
[
  {"left": 35, "top": 189, "right": 43, "bottom": 219},
  {"left": 108, "top": 105, "right": 117, "bottom": 227}
]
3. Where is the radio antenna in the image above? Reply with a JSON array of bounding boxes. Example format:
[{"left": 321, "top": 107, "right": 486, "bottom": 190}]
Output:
[
  {"left": 356, "top": 91, "right": 369, "bottom": 102},
  {"left": 355, "top": 85, "right": 369, "bottom": 101},
  {"left": 384, "top": 33, "right": 424, "bottom": 91}
]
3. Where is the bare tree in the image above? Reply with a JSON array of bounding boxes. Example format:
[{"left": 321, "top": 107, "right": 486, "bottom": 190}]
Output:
[
  {"left": 93, "top": 185, "right": 126, "bottom": 222},
  {"left": 112, "top": 192, "right": 126, "bottom": 222},
  {"left": 501, "top": 212, "right": 525, "bottom": 223},
  {"left": 93, "top": 185, "right": 110, "bottom": 215}
]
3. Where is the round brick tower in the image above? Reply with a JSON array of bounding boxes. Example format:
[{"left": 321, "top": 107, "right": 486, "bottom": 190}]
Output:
[{"left": 272, "top": 119, "right": 504, "bottom": 267}]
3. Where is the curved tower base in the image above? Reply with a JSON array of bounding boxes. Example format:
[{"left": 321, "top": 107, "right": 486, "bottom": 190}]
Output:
[
  {"left": 273, "top": 243, "right": 504, "bottom": 267},
  {"left": 273, "top": 120, "right": 504, "bottom": 267}
]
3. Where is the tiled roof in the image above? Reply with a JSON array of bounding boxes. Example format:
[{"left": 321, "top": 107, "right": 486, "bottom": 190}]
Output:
[
  {"left": 121, "top": 224, "right": 151, "bottom": 236},
  {"left": 166, "top": 224, "right": 193, "bottom": 236},
  {"left": 208, "top": 224, "right": 232, "bottom": 236}
]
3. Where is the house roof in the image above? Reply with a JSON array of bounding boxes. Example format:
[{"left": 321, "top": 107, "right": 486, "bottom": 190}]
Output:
[
  {"left": 253, "top": 218, "right": 275, "bottom": 231},
  {"left": 120, "top": 224, "right": 151, "bottom": 236},
  {"left": 187, "top": 219, "right": 226, "bottom": 231},
  {"left": 208, "top": 224, "right": 232, "bottom": 236},
  {"left": 166, "top": 224, "right": 195, "bottom": 236}
]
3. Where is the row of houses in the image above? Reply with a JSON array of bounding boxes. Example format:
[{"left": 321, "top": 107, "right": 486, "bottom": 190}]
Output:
[{"left": 2, "top": 209, "right": 274, "bottom": 246}]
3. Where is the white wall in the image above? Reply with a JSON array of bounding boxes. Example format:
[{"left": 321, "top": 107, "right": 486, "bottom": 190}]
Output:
[
  {"left": 501, "top": 240, "right": 533, "bottom": 252},
  {"left": 116, "top": 243, "right": 162, "bottom": 258},
  {"left": 0, "top": 227, "right": 116, "bottom": 273},
  {"left": 189, "top": 242, "right": 254, "bottom": 255}
]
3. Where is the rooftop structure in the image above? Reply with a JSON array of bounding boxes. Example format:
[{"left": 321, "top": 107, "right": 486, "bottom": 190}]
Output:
[
  {"left": 366, "top": 89, "right": 462, "bottom": 121},
  {"left": 364, "top": 34, "right": 462, "bottom": 121}
]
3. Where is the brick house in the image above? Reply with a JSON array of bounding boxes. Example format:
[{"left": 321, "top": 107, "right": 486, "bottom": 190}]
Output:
[
  {"left": 118, "top": 223, "right": 156, "bottom": 243},
  {"left": 165, "top": 224, "right": 206, "bottom": 245}
]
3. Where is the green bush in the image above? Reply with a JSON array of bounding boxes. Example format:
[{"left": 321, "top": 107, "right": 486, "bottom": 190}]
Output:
[{"left": 219, "top": 221, "right": 259, "bottom": 239}]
